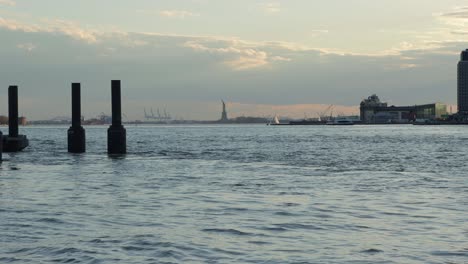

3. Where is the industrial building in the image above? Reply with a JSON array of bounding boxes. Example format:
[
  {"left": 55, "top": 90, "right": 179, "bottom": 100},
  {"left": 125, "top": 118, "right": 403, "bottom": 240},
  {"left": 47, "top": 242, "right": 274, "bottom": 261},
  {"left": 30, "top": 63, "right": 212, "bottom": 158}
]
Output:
[{"left": 360, "top": 94, "right": 447, "bottom": 124}]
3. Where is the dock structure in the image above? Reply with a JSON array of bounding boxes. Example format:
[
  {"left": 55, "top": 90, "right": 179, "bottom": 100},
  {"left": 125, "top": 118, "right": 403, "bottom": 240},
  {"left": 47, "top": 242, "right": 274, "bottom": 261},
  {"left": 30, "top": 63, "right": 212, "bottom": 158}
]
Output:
[
  {"left": 107, "top": 80, "right": 126, "bottom": 154},
  {"left": 67, "top": 83, "right": 86, "bottom": 153},
  {"left": 2, "top": 86, "right": 29, "bottom": 152}
]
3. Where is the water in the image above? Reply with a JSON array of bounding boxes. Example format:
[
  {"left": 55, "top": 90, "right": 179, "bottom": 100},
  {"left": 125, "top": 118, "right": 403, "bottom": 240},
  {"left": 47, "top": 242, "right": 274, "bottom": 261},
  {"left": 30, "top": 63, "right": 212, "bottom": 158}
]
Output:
[{"left": 1, "top": 125, "right": 467, "bottom": 263}]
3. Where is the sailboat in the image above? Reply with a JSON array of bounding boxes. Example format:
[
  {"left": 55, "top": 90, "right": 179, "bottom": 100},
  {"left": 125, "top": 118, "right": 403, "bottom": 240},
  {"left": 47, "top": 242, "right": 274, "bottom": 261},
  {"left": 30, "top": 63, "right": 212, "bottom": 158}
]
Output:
[
  {"left": 274, "top": 115, "right": 280, "bottom": 124},
  {"left": 268, "top": 115, "right": 282, "bottom": 126}
]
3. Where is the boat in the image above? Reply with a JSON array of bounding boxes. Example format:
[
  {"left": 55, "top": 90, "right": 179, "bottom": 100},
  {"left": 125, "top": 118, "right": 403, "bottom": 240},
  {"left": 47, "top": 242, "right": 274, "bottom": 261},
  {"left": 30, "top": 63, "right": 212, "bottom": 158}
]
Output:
[
  {"left": 274, "top": 115, "right": 280, "bottom": 124},
  {"left": 268, "top": 115, "right": 285, "bottom": 126},
  {"left": 289, "top": 119, "right": 326, "bottom": 125},
  {"left": 327, "top": 117, "right": 355, "bottom": 125}
]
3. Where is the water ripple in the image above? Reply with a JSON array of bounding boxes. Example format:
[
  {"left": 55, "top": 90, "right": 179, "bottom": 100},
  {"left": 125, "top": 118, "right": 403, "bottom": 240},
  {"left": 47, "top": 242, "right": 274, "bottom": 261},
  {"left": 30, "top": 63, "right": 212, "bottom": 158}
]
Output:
[{"left": 1, "top": 125, "right": 467, "bottom": 263}]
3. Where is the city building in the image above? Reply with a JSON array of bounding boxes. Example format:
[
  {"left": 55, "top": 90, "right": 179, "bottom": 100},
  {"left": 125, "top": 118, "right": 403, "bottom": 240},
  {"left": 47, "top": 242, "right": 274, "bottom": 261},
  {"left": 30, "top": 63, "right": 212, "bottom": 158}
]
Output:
[
  {"left": 19, "top": 116, "right": 27, "bottom": 126},
  {"left": 360, "top": 94, "right": 447, "bottom": 123},
  {"left": 0, "top": 116, "right": 27, "bottom": 125},
  {"left": 0, "top": 115, "right": 7, "bottom": 125},
  {"left": 458, "top": 49, "right": 468, "bottom": 114}
]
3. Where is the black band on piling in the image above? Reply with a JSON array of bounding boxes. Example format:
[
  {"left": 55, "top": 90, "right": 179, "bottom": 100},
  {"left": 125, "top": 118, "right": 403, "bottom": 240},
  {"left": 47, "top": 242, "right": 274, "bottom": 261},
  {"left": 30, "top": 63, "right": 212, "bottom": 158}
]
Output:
[
  {"left": 107, "top": 80, "right": 126, "bottom": 155},
  {"left": 72, "top": 83, "right": 82, "bottom": 127},
  {"left": 68, "top": 83, "right": 86, "bottom": 153},
  {"left": 111, "top": 80, "right": 122, "bottom": 127},
  {"left": 8, "top": 86, "right": 18, "bottom": 138}
]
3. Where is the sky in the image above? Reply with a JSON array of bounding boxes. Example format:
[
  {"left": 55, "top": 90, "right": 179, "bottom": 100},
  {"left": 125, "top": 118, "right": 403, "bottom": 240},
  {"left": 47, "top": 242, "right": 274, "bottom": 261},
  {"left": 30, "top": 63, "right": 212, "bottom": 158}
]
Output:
[{"left": 0, "top": 0, "right": 468, "bottom": 120}]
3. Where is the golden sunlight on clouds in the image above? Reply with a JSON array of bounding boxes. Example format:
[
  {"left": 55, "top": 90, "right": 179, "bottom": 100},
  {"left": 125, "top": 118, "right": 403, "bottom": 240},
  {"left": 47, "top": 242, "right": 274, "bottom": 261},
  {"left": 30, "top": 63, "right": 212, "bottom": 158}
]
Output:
[
  {"left": 0, "top": 0, "right": 15, "bottom": 6},
  {"left": 0, "top": 17, "right": 98, "bottom": 43},
  {"left": 159, "top": 10, "right": 199, "bottom": 19},
  {"left": 260, "top": 3, "right": 281, "bottom": 14}
]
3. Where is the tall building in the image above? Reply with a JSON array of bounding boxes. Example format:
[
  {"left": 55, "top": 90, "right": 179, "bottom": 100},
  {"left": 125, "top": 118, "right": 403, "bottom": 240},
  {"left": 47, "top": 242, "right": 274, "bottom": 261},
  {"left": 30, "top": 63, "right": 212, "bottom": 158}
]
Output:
[{"left": 458, "top": 49, "right": 468, "bottom": 113}]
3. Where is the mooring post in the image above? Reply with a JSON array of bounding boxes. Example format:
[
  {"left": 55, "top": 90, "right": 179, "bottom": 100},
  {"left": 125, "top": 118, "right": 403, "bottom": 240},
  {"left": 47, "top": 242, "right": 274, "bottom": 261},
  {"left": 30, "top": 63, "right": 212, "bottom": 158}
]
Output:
[
  {"left": 67, "top": 83, "right": 86, "bottom": 153},
  {"left": 107, "top": 80, "right": 126, "bottom": 154},
  {"left": 3, "top": 85, "right": 29, "bottom": 152}
]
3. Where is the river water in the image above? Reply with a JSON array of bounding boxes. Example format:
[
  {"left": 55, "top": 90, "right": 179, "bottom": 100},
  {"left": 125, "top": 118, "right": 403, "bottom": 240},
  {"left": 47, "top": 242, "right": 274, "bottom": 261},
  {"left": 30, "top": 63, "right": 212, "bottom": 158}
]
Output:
[{"left": 1, "top": 125, "right": 467, "bottom": 263}]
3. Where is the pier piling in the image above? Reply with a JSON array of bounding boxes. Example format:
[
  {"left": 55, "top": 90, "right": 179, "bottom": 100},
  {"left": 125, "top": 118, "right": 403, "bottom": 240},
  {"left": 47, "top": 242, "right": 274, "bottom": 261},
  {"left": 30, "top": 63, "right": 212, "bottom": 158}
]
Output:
[
  {"left": 2, "top": 86, "right": 29, "bottom": 152},
  {"left": 0, "top": 130, "right": 2, "bottom": 162},
  {"left": 68, "top": 83, "right": 86, "bottom": 153},
  {"left": 107, "top": 80, "right": 126, "bottom": 155},
  {"left": 9, "top": 86, "right": 19, "bottom": 138}
]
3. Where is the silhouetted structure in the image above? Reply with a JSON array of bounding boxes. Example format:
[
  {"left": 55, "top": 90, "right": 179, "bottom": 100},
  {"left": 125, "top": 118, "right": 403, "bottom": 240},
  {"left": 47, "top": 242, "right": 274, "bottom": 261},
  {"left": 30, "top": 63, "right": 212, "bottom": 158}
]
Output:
[
  {"left": 2, "top": 86, "right": 29, "bottom": 152},
  {"left": 458, "top": 50, "right": 468, "bottom": 114},
  {"left": 220, "top": 100, "right": 228, "bottom": 123},
  {"left": 360, "top": 94, "right": 447, "bottom": 123},
  {"left": 107, "top": 80, "right": 126, "bottom": 154},
  {"left": 68, "top": 83, "right": 86, "bottom": 153}
]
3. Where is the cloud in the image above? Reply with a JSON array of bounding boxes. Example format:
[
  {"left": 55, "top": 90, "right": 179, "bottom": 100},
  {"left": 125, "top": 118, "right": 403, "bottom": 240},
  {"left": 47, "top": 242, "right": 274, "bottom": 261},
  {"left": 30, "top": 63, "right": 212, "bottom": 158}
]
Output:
[
  {"left": 0, "top": 17, "right": 98, "bottom": 43},
  {"left": 0, "top": 15, "right": 293, "bottom": 70},
  {"left": 271, "top": 56, "right": 291, "bottom": 62},
  {"left": 17, "top": 43, "right": 36, "bottom": 52},
  {"left": 440, "top": 7, "right": 468, "bottom": 19},
  {"left": 47, "top": 19, "right": 98, "bottom": 43},
  {"left": 450, "top": 30, "right": 468, "bottom": 35},
  {"left": 311, "top": 30, "right": 329, "bottom": 34},
  {"left": 1, "top": 14, "right": 461, "bottom": 73},
  {"left": 399, "top": 63, "right": 419, "bottom": 69},
  {"left": 183, "top": 39, "right": 294, "bottom": 70},
  {"left": 0, "top": 0, "right": 15, "bottom": 6},
  {"left": 437, "top": 6, "right": 468, "bottom": 29},
  {"left": 0, "top": 13, "right": 462, "bottom": 71},
  {"left": 0, "top": 17, "right": 41, "bottom": 32},
  {"left": 260, "top": 3, "right": 281, "bottom": 14},
  {"left": 224, "top": 50, "right": 269, "bottom": 70},
  {"left": 183, "top": 40, "right": 268, "bottom": 69},
  {"left": 158, "top": 10, "right": 199, "bottom": 19}
]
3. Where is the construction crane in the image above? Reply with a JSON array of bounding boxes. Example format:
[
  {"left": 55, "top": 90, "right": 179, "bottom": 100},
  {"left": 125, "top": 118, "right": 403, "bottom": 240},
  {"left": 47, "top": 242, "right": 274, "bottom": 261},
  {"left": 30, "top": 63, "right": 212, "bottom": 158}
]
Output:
[
  {"left": 318, "top": 105, "right": 335, "bottom": 121},
  {"left": 143, "top": 107, "right": 172, "bottom": 122}
]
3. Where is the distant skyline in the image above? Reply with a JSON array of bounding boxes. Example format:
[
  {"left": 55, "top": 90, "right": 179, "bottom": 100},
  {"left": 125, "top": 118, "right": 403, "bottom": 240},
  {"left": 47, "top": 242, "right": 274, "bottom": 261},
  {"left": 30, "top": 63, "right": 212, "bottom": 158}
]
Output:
[{"left": 0, "top": 0, "right": 468, "bottom": 120}]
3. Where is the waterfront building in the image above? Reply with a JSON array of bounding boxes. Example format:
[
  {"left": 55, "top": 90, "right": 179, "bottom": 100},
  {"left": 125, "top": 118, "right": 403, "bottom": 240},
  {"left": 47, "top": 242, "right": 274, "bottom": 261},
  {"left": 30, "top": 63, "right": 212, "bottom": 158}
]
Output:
[
  {"left": 19, "top": 116, "right": 27, "bottom": 126},
  {"left": 360, "top": 94, "right": 447, "bottom": 123},
  {"left": 0, "top": 115, "right": 7, "bottom": 125},
  {"left": 0, "top": 116, "right": 27, "bottom": 125},
  {"left": 458, "top": 49, "right": 468, "bottom": 113},
  {"left": 360, "top": 94, "right": 388, "bottom": 122}
]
